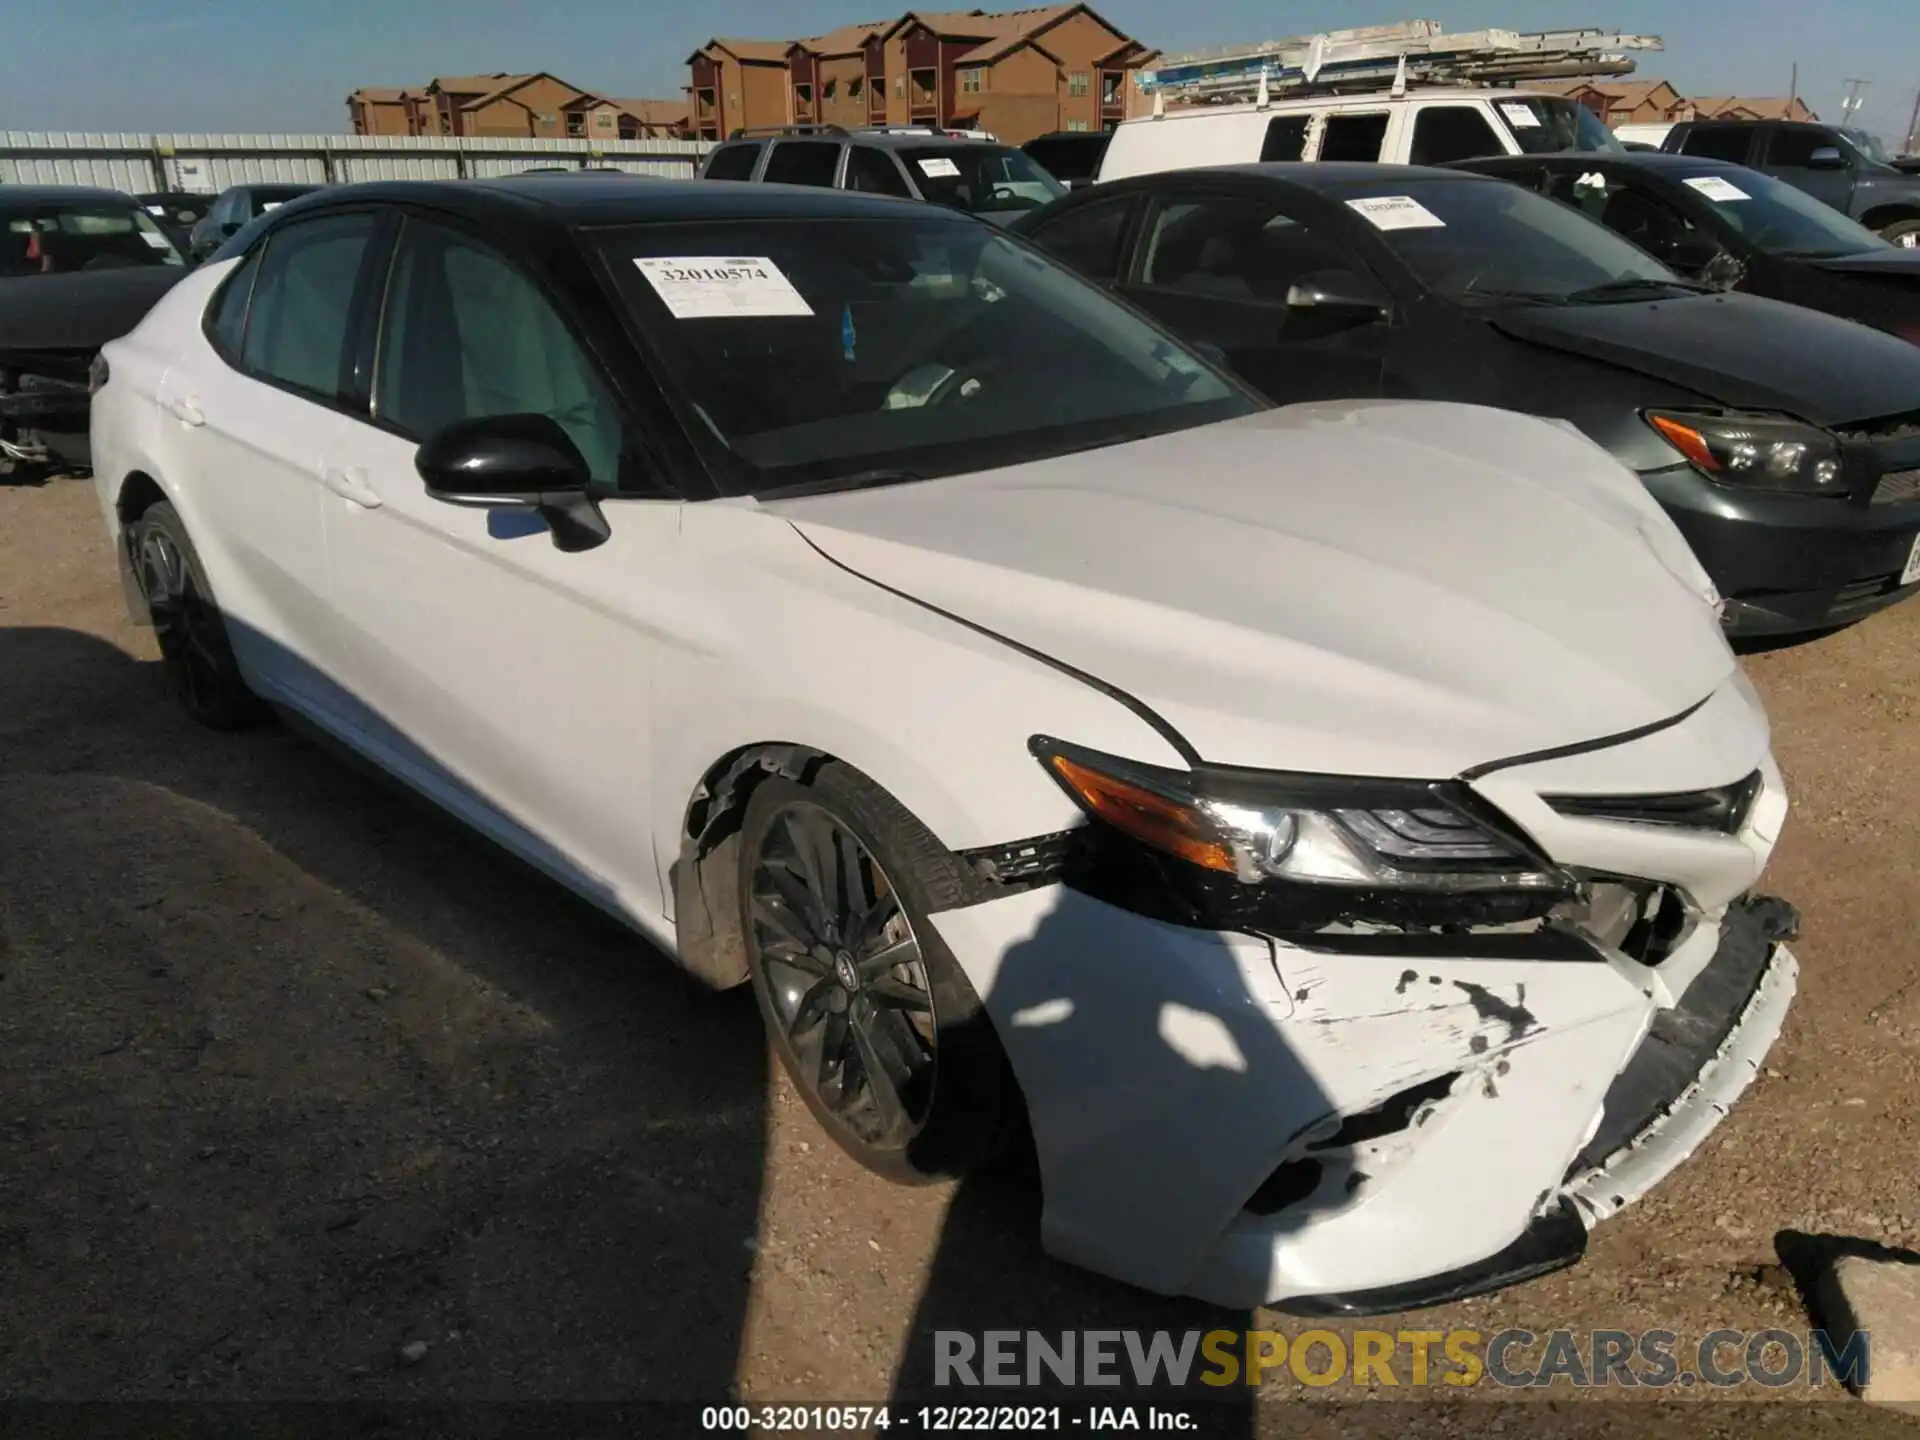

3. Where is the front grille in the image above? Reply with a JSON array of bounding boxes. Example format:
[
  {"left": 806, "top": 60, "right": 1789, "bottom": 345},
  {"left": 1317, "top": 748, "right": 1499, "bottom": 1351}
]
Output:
[
  {"left": 1831, "top": 409, "right": 1920, "bottom": 444},
  {"left": 1872, "top": 468, "right": 1920, "bottom": 506},
  {"left": 1544, "top": 770, "right": 1761, "bottom": 834}
]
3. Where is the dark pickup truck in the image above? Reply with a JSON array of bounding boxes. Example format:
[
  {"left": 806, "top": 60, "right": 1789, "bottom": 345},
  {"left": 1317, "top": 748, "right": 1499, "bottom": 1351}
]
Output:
[{"left": 1662, "top": 119, "right": 1920, "bottom": 247}]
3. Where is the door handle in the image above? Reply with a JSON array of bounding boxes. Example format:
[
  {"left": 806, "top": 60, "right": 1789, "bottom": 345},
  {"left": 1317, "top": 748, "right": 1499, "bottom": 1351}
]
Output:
[
  {"left": 320, "top": 464, "right": 383, "bottom": 510},
  {"left": 167, "top": 395, "right": 205, "bottom": 426}
]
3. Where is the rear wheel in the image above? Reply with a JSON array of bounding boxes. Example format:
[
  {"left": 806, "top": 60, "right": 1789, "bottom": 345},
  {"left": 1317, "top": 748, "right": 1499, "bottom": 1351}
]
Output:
[
  {"left": 740, "top": 763, "right": 1013, "bottom": 1183},
  {"left": 1878, "top": 218, "right": 1920, "bottom": 249},
  {"left": 131, "top": 501, "right": 268, "bottom": 730}
]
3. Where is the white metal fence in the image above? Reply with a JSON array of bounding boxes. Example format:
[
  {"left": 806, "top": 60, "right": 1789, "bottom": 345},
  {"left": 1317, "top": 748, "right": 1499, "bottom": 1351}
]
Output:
[{"left": 0, "top": 132, "right": 714, "bottom": 193}]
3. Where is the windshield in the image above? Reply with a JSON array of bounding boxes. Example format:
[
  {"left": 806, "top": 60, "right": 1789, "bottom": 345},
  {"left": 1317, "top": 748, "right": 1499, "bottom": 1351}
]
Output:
[
  {"left": 600, "top": 216, "right": 1256, "bottom": 494},
  {"left": 1498, "top": 96, "right": 1624, "bottom": 155},
  {"left": 1337, "top": 178, "right": 1684, "bottom": 304},
  {"left": 1841, "top": 127, "right": 1894, "bottom": 167},
  {"left": 897, "top": 145, "right": 1066, "bottom": 217},
  {"left": 249, "top": 186, "right": 317, "bottom": 215},
  {"left": 0, "top": 202, "right": 186, "bottom": 276},
  {"left": 1680, "top": 166, "right": 1891, "bottom": 257}
]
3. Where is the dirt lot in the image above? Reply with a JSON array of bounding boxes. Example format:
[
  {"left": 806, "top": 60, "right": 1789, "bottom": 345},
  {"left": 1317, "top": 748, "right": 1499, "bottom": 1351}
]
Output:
[{"left": 3, "top": 474, "right": 1918, "bottom": 1436}]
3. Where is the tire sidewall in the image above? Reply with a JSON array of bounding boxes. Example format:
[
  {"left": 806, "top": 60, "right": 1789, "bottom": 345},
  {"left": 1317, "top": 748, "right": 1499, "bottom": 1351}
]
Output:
[
  {"left": 132, "top": 501, "right": 263, "bottom": 730},
  {"left": 739, "top": 768, "right": 1009, "bottom": 1184}
]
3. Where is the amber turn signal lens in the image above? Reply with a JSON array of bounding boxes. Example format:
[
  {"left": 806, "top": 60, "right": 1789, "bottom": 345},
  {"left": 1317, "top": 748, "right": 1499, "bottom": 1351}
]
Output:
[
  {"left": 1648, "top": 414, "right": 1720, "bottom": 472},
  {"left": 1045, "top": 754, "right": 1236, "bottom": 873}
]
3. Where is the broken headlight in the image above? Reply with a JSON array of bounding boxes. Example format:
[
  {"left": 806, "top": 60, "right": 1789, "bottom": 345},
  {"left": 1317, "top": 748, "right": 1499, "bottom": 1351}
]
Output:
[
  {"left": 1031, "top": 738, "right": 1561, "bottom": 893},
  {"left": 1645, "top": 410, "right": 1846, "bottom": 495}
]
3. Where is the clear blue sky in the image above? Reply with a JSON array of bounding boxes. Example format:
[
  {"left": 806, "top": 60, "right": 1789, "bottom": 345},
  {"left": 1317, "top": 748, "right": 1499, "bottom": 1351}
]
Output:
[{"left": 2, "top": 0, "right": 1916, "bottom": 144}]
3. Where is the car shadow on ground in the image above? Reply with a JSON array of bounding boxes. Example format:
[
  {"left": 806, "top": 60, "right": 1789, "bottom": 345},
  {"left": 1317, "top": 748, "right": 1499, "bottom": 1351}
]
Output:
[{"left": 0, "top": 624, "right": 769, "bottom": 1406}]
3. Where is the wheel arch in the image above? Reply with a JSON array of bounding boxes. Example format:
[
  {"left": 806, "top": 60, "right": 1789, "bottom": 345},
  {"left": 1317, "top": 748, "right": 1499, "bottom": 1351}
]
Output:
[
  {"left": 1860, "top": 202, "right": 1920, "bottom": 233},
  {"left": 667, "top": 741, "right": 1000, "bottom": 991},
  {"left": 669, "top": 743, "right": 834, "bottom": 990},
  {"left": 111, "top": 470, "right": 171, "bottom": 622}
]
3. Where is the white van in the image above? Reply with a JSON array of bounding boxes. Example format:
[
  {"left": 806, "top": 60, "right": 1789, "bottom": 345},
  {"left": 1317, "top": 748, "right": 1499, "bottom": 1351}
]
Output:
[{"left": 1097, "top": 87, "right": 1623, "bottom": 183}]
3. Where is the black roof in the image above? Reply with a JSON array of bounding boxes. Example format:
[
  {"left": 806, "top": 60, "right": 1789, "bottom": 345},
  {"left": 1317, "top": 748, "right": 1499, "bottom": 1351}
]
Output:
[
  {"left": 0, "top": 184, "right": 139, "bottom": 208},
  {"left": 1097, "top": 161, "right": 1493, "bottom": 194},
  {"left": 1458, "top": 151, "right": 1752, "bottom": 179},
  {"left": 290, "top": 174, "right": 972, "bottom": 228}
]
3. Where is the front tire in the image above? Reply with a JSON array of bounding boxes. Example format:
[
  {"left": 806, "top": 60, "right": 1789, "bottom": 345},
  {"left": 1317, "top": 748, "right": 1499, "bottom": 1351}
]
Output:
[
  {"left": 740, "top": 762, "right": 1014, "bottom": 1183},
  {"left": 131, "top": 501, "right": 269, "bottom": 730}
]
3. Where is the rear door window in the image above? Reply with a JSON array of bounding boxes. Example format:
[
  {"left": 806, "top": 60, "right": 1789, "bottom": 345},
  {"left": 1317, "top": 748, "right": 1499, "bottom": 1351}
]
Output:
[
  {"left": 704, "top": 142, "right": 763, "bottom": 181},
  {"left": 1259, "top": 115, "right": 1310, "bottom": 162},
  {"left": 1317, "top": 113, "right": 1390, "bottom": 163},
  {"left": 1677, "top": 125, "right": 1756, "bottom": 163},
  {"left": 240, "top": 213, "right": 379, "bottom": 402},
  {"left": 763, "top": 141, "right": 842, "bottom": 188},
  {"left": 1023, "top": 193, "right": 1137, "bottom": 284},
  {"left": 1408, "top": 105, "right": 1507, "bottom": 165}
]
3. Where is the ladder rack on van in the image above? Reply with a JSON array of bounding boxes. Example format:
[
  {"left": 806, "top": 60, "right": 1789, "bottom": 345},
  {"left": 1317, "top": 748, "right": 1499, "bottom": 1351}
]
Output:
[{"left": 1138, "top": 18, "right": 1661, "bottom": 107}]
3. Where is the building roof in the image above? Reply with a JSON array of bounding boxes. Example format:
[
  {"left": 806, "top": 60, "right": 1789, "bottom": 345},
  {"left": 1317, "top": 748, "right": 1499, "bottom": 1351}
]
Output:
[
  {"left": 698, "top": 37, "right": 794, "bottom": 64},
  {"left": 350, "top": 87, "right": 411, "bottom": 103},
  {"left": 797, "top": 21, "right": 888, "bottom": 56},
  {"left": 608, "top": 98, "right": 690, "bottom": 126},
  {"left": 461, "top": 72, "right": 586, "bottom": 111},
  {"left": 1694, "top": 95, "right": 1816, "bottom": 121},
  {"left": 428, "top": 73, "right": 522, "bottom": 95}
]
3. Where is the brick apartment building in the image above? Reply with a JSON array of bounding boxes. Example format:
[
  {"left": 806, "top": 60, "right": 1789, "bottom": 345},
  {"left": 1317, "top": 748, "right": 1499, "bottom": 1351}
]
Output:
[
  {"left": 686, "top": 5, "right": 1158, "bottom": 145},
  {"left": 347, "top": 75, "right": 690, "bottom": 139},
  {"left": 1539, "top": 78, "right": 1819, "bottom": 128}
]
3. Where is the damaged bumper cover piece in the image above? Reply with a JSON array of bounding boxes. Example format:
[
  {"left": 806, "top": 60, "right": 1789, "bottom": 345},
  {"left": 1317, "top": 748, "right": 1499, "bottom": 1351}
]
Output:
[{"left": 931, "top": 682, "right": 1795, "bottom": 1309}]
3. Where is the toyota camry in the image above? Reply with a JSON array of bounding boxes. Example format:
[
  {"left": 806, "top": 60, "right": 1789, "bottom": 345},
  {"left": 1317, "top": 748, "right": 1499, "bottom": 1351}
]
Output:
[{"left": 90, "top": 175, "right": 1798, "bottom": 1311}]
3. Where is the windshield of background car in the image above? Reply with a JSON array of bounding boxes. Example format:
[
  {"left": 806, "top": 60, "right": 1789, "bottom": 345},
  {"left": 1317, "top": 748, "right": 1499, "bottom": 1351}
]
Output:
[
  {"left": 1499, "top": 96, "right": 1624, "bottom": 155},
  {"left": 249, "top": 186, "right": 317, "bottom": 215},
  {"left": 897, "top": 145, "right": 1067, "bottom": 216},
  {"left": 1334, "top": 178, "right": 1682, "bottom": 303},
  {"left": 1840, "top": 127, "right": 1894, "bottom": 167},
  {"left": 597, "top": 215, "right": 1257, "bottom": 494},
  {"left": 1683, "top": 166, "right": 1892, "bottom": 256},
  {"left": 0, "top": 202, "right": 186, "bottom": 276}
]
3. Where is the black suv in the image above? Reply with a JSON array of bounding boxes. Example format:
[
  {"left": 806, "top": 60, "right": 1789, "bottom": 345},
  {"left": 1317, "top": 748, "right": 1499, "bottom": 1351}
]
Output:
[
  {"left": 1662, "top": 119, "right": 1920, "bottom": 247},
  {"left": 697, "top": 124, "right": 1064, "bottom": 224}
]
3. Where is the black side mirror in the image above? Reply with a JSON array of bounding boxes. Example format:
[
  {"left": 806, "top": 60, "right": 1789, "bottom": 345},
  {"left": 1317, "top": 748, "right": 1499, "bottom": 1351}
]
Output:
[
  {"left": 1807, "top": 146, "right": 1849, "bottom": 170},
  {"left": 1189, "top": 340, "right": 1232, "bottom": 371},
  {"left": 1285, "top": 268, "right": 1391, "bottom": 322},
  {"left": 416, "top": 413, "right": 610, "bottom": 553}
]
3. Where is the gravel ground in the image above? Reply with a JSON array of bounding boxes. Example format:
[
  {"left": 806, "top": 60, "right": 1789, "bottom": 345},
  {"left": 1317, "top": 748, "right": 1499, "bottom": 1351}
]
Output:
[{"left": 3, "top": 474, "right": 1918, "bottom": 1437}]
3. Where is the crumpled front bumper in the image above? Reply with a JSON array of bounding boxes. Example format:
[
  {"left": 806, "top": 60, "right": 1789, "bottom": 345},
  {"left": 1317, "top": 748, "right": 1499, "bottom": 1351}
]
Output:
[{"left": 929, "top": 675, "right": 1794, "bottom": 1308}]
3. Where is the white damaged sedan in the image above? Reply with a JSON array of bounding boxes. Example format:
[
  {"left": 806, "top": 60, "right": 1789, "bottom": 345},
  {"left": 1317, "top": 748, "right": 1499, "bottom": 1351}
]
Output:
[{"left": 90, "top": 177, "right": 1796, "bottom": 1312}]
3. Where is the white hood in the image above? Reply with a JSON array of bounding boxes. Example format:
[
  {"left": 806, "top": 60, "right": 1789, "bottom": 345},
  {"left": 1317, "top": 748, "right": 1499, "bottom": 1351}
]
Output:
[{"left": 771, "top": 400, "right": 1737, "bottom": 780}]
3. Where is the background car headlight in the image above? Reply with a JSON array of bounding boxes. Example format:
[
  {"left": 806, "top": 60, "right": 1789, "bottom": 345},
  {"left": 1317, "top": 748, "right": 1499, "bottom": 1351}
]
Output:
[
  {"left": 1645, "top": 410, "right": 1846, "bottom": 494},
  {"left": 1032, "top": 739, "right": 1560, "bottom": 893}
]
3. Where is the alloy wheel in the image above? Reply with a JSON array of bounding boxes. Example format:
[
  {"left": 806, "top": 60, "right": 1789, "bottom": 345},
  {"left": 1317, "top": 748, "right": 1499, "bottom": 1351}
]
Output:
[{"left": 748, "top": 800, "right": 938, "bottom": 1147}]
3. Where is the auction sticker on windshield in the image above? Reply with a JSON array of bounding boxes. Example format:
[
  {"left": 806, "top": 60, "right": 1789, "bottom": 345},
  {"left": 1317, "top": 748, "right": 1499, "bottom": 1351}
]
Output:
[
  {"left": 633, "top": 256, "right": 815, "bottom": 319},
  {"left": 1684, "top": 176, "right": 1751, "bottom": 203},
  {"left": 1903, "top": 533, "right": 1920, "bottom": 588},
  {"left": 1346, "top": 196, "right": 1447, "bottom": 231},
  {"left": 917, "top": 157, "right": 961, "bottom": 178},
  {"left": 1499, "top": 101, "right": 1542, "bottom": 128}
]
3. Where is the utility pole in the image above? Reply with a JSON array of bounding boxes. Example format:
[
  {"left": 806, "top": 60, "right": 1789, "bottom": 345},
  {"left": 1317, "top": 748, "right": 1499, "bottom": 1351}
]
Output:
[
  {"left": 1840, "top": 77, "right": 1870, "bottom": 125},
  {"left": 1905, "top": 85, "right": 1920, "bottom": 157},
  {"left": 1790, "top": 62, "right": 1798, "bottom": 108}
]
